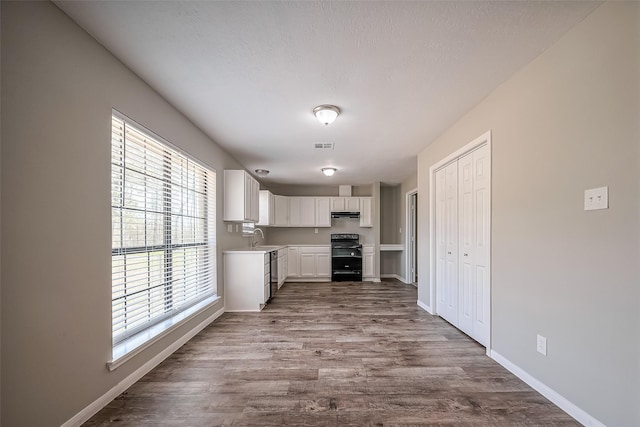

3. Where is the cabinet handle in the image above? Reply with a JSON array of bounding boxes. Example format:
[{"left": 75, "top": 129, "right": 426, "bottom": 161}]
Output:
[{"left": 464, "top": 253, "right": 468, "bottom": 256}]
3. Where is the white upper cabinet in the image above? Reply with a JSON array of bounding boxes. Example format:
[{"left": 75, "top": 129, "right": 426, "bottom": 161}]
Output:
[
  {"left": 316, "top": 197, "right": 331, "bottom": 227},
  {"left": 274, "top": 195, "right": 289, "bottom": 226},
  {"left": 223, "top": 170, "right": 260, "bottom": 222},
  {"left": 330, "top": 197, "right": 360, "bottom": 212},
  {"left": 359, "top": 197, "right": 372, "bottom": 227},
  {"left": 289, "top": 197, "right": 316, "bottom": 227},
  {"left": 257, "top": 190, "right": 275, "bottom": 226}
]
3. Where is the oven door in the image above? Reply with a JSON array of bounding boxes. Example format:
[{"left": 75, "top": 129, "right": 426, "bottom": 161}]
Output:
[{"left": 331, "top": 245, "right": 362, "bottom": 258}]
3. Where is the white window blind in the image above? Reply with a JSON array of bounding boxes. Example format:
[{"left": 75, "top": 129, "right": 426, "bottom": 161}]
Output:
[{"left": 111, "top": 113, "right": 216, "bottom": 345}]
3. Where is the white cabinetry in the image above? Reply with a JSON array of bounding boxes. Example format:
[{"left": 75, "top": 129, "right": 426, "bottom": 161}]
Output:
[
  {"left": 287, "top": 247, "right": 299, "bottom": 277},
  {"left": 434, "top": 144, "right": 490, "bottom": 347},
  {"left": 289, "top": 197, "right": 316, "bottom": 227},
  {"left": 224, "top": 251, "right": 271, "bottom": 311},
  {"left": 277, "top": 248, "right": 287, "bottom": 288},
  {"left": 316, "top": 197, "right": 331, "bottom": 227},
  {"left": 258, "top": 190, "right": 275, "bottom": 226},
  {"left": 359, "top": 197, "right": 372, "bottom": 227},
  {"left": 363, "top": 244, "right": 375, "bottom": 279},
  {"left": 330, "top": 197, "right": 360, "bottom": 212},
  {"left": 223, "top": 170, "right": 259, "bottom": 222},
  {"left": 286, "top": 246, "right": 330, "bottom": 281},
  {"left": 274, "top": 195, "right": 289, "bottom": 226}
]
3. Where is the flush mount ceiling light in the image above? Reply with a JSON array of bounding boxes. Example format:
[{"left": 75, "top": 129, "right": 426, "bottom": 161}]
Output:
[
  {"left": 255, "top": 169, "right": 270, "bottom": 177},
  {"left": 313, "top": 105, "right": 340, "bottom": 126},
  {"left": 321, "top": 167, "right": 337, "bottom": 177}
]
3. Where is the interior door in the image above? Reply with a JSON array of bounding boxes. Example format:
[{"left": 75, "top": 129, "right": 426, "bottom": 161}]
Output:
[
  {"left": 436, "top": 162, "right": 458, "bottom": 325},
  {"left": 410, "top": 193, "right": 418, "bottom": 283},
  {"left": 458, "top": 152, "right": 475, "bottom": 337},
  {"left": 472, "top": 145, "right": 490, "bottom": 346}
]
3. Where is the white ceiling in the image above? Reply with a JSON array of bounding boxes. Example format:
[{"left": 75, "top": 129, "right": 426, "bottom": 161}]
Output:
[{"left": 55, "top": 1, "right": 600, "bottom": 186}]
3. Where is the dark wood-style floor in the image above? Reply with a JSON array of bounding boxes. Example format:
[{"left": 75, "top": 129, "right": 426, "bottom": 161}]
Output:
[{"left": 85, "top": 280, "right": 578, "bottom": 426}]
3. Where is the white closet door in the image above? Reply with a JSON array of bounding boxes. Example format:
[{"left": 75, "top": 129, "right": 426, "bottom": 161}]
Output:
[
  {"left": 458, "top": 152, "right": 475, "bottom": 337},
  {"left": 472, "top": 144, "right": 490, "bottom": 346},
  {"left": 434, "top": 142, "right": 491, "bottom": 348},
  {"left": 437, "top": 162, "right": 459, "bottom": 325},
  {"left": 435, "top": 168, "right": 447, "bottom": 319}
]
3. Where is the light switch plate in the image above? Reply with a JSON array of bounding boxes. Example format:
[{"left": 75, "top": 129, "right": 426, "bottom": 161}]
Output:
[
  {"left": 584, "top": 186, "right": 608, "bottom": 211},
  {"left": 537, "top": 334, "right": 547, "bottom": 356}
]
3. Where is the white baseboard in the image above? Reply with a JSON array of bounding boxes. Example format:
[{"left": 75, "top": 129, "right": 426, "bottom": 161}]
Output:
[
  {"left": 416, "top": 299, "right": 434, "bottom": 314},
  {"left": 62, "top": 307, "right": 225, "bottom": 427},
  {"left": 380, "top": 274, "right": 410, "bottom": 283},
  {"left": 490, "top": 350, "right": 606, "bottom": 427}
]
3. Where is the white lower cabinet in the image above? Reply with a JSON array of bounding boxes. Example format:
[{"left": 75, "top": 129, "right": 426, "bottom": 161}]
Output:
[
  {"left": 363, "top": 244, "right": 375, "bottom": 279},
  {"left": 277, "top": 248, "right": 287, "bottom": 288},
  {"left": 224, "top": 251, "right": 271, "bottom": 311},
  {"left": 287, "top": 247, "right": 299, "bottom": 277},
  {"left": 286, "top": 246, "right": 330, "bottom": 281}
]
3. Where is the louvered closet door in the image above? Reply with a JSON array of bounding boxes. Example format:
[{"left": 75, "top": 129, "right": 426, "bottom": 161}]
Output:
[{"left": 435, "top": 162, "right": 459, "bottom": 325}]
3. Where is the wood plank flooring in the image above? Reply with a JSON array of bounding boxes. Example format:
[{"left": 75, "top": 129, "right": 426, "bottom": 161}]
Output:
[{"left": 85, "top": 280, "right": 579, "bottom": 426}]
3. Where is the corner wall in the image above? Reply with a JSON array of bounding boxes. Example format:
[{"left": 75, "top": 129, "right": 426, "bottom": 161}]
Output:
[
  {"left": 1, "top": 2, "right": 248, "bottom": 425},
  {"left": 417, "top": 3, "right": 639, "bottom": 426}
]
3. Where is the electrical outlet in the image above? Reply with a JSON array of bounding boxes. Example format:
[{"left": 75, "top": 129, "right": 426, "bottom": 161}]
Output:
[
  {"left": 235, "top": 224, "right": 239, "bottom": 232},
  {"left": 537, "top": 334, "right": 547, "bottom": 356},
  {"left": 584, "top": 186, "right": 608, "bottom": 210},
  {"left": 314, "top": 228, "right": 318, "bottom": 234},
  {"left": 227, "top": 224, "right": 233, "bottom": 233}
]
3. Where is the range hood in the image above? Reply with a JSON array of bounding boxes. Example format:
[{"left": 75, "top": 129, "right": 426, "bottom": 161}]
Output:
[{"left": 331, "top": 211, "right": 360, "bottom": 219}]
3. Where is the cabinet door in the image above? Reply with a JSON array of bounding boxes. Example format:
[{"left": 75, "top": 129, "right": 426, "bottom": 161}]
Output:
[
  {"left": 244, "top": 173, "right": 253, "bottom": 220},
  {"left": 274, "top": 195, "right": 289, "bottom": 226},
  {"left": 346, "top": 197, "right": 360, "bottom": 211},
  {"left": 224, "top": 170, "right": 256, "bottom": 222},
  {"left": 289, "top": 197, "right": 302, "bottom": 226},
  {"left": 359, "top": 197, "right": 372, "bottom": 227},
  {"left": 299, "top": 253, "right": 316, "bottom": 277},
  {"left": 287, "top": 247, "right": 299, "bottom": 276},
  {"left": 258, "top": 190, "right": 273, "bottom": 226},
  {"left": 363, "top": 245, "right": 375, "bottom": 277},
  {"left": 316, "top": 197, "right": 331, "bottom": 227},
  {"left": 251, "top": 178, "right": 260, "bottom": 222},
  {"left": 315, "top": 252, "right": 331, "bottom": 278},
  {"left": 330, "top": 197, "right": 346, "bottom": 212},
  {"left": 299, "top": 197, "right": 316, "bottom": 226}
]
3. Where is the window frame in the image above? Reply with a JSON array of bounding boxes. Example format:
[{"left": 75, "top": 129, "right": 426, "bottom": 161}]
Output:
[{"left": 110, "top": 110, "right": 218, "bottom": 359}]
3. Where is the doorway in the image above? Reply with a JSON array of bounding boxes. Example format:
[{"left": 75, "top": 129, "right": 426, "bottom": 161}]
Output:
[{"left": 406, "top": 189, "right": 418, "bottom": 285}]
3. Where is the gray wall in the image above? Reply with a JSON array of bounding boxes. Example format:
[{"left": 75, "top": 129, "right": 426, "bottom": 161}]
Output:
[
  {"left": 417, "top": 3, "right": 639, "bottom": 426},
  {"left": 380, "top": 185, "right": 400, "bottom": 244},
  {"left": 1, "top": 2, "right": 250, "bottom": 425}
]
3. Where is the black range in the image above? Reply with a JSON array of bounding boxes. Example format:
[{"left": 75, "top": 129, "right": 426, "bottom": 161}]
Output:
[{"left": 330, "top": 233, "right": 363, "bottom": 282}]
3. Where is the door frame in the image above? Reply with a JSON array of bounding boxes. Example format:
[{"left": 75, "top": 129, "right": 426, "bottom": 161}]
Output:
[
  {"left": 405, "top": 188, "right": 418, "bottom": 285},
  {"left": 428, "top": 130, "right": 492, "bottom": 353}
]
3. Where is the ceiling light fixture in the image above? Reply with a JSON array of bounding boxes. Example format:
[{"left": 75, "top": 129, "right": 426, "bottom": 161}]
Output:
[
  {"left": 255, "top": 169, "right": 270, "bottom": 177},
  {"left": 321, "top": 167, "right": 337, "bottom": 177},
  {"left": 313, "top": 105, "right": 340, "bottom": 126}
]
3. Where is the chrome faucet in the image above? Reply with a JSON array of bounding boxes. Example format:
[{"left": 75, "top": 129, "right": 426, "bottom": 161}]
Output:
[{"left": 251, "top": 228, "right": 264, "bottom": 247}]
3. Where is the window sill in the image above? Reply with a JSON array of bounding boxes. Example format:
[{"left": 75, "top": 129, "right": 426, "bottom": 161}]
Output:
[{"left": 107, "top": 295, "right": 221, "bottom": 371}]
